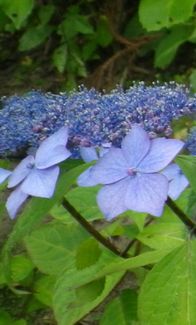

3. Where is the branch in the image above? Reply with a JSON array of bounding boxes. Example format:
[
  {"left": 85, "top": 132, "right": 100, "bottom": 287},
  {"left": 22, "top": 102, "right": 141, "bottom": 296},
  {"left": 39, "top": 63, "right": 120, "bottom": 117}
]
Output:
[{"left": 166, "top": 197, "right": 196, "bottom": 236}]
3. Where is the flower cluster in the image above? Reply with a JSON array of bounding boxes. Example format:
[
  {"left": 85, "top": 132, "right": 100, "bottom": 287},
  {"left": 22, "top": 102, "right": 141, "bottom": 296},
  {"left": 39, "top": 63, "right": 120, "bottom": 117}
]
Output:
[
  {"left": 186, "top": 127, "right": 196, "bottom": 155},
  {"left": 0, "top": 83, "right": 195, "bottom": 157}
]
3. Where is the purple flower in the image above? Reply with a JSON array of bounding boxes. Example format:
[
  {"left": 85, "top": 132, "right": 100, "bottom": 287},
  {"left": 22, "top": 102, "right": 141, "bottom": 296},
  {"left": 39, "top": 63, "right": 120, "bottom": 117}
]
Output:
[
  {"left": 4, "top": 127, "right": 71, "bottom": 219},
  {"left": 162, "top": 163, "right": 189, "bottom": 200},
  {"left": 78, "top": 126, "right": 184, "bottom": 219},
  {"left": 0, "top": 168, "right": 11, "bottom": 183}
]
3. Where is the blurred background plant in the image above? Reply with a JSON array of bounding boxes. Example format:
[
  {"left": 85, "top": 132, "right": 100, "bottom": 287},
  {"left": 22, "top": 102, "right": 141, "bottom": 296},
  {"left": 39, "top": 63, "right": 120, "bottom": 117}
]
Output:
[{"left": 0, "top": 0, "right": 195, "bottom": 95}]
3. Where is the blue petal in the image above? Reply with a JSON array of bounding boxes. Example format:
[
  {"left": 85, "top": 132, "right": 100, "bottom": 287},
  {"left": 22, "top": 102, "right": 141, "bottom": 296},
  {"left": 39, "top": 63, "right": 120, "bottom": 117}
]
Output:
[
  {"left": 138, "top": 138, "right": 184, "bottom": 173},
  {"left": 8, "top": 155, "right": 34, "bottom": 188},
  {"left": 161, "top": 163, "right": 180, "bottom": 181},
  {"left": 6, "top": 186, "right": 28, "bottom": 219},
  {"left": 121, "top": 126, "right": 150, "bottom": 167},
  {"left": 125, "top": 173, "right": 168, "bottom": 217},
  {"left": 21, "top": 166, "right": 60, "bottom": 198},
  {"left": 97, "top": 178, "right": 130, "bottom": 220},
  {"left": 77, "top": 167, "right": 99, "bottom": 187},
  {"left": 35, "top": 127, "right": 71, "bottom": 168},
  {"left": 0, "top": 168, "right": 11, "bottom": 184},
  {"left": 80, "top": 147, "right": 98, "bottom": 162},
  {"left": 162, "top": 163, "right": 189, "bottom": 200},
  {"left": 88, "top": 148, "right": 129, "bottom": 185}
]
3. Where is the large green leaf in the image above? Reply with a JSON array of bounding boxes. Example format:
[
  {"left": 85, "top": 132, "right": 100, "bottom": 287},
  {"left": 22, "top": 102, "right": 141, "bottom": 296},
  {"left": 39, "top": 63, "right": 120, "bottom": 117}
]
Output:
[
  {"left": 155, "top": 26, "right": 192, "bottom": 68},
  {"left": 176, "top": 155, "right": 196, "bottom": 194},
  {"left": 25, "top": 222, "right": 88, "bottom": 275},
  {"left": 138, "top": 240, "right": 196, "bottom": 325},
  {"left": 0, "top": 0, "right": 34, "bottom": 29},
  {"left": 139, "top": 0, "right": 196, "bottom": 31},
  {"left": 100, "top": 289, "right": 138, "bottom": 325}
]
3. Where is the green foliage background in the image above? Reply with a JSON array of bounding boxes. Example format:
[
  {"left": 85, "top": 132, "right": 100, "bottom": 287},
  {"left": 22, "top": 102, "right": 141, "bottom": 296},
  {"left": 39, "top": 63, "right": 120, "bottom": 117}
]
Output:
[{"left": 0, "top": 0, "right": 195, "bottom": 94}]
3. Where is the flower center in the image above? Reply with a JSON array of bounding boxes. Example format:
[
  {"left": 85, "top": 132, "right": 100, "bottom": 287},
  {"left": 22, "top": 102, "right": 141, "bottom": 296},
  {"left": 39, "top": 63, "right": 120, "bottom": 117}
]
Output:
[{"left": 127, "top": 167, "right": 137, "bottom": 176}]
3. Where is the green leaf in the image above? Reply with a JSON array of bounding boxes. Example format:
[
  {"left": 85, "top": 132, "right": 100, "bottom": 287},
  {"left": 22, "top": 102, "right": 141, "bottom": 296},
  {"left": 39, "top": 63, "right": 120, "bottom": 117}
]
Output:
[
  {"left": 11, "top": 254, "right": 34, "bottom": 282},
  {"left": 34, "top": 275, "right": 55, "bottom": 306},
  {"left": 0, "top": 0, "right": 34, "bottom": 29},
  {"left": 100, "top": 289, "right": 138, "bottom": 325},
  {"left": 66, "top": 186, "right": 103, "bottom": 221},
  {"left": 25, "top": 222, "right": 88, "bottom": 275},
  {"left": 19, "top": 25, "right": 53, "bottom": 51},
  {"left": 96, "top": 15, "right": 113, "bottom": 47},
  {"left": 76, "top": 238, "right": 102, "bottom": 270},
  {"left": 38, "top": 4, "right": 55, "bottom": 26},
  {"left": 176, "top": 155, "right": 196, "bottom": 194},
  {"left": 139, "top": 0, "right": 196, "bottom": 31},
  {"left": 53, "top": 250, "right": 124, "bottom": 325},
  {"left": 138, "top": 240, "right": 196, "bottom": 325},
  {"left": 155, "top": 26, "right": 192, "bottom": 68},
  {"left": 137, "top": 222, "right": 186, "bottom": 251},
  {"left": 52, "top": 45, "right": 67, "bottom": 73},
  {"left": 59, "top": 14, "right": 94, "bottom": 40}
]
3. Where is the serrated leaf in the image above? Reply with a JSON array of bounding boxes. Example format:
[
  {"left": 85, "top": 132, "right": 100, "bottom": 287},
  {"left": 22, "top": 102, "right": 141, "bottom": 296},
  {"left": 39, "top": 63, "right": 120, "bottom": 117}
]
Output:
[
  {"left": 155, "top": 26, "right": 192, "bottom": 68},
  {"left": 100, "top": 289, "right": 138, "bottom": 325},
  {"left": 52, "top": 45, "right": 67, "bottom": 73},
  {"left": 19, "top": 25, "right": 52, "bottom": 51},
  {"left": 139, "top": 0, "right": 196, "bottom": 31},
  {"left": 176, "top": 155, "right": 196, "bottom": 194},
  {"left": 138, "top": 240, "right": 196, "bottom": 325},
  {"left": 25, "top": 222, "right": 88, "bottom": 275},
  {"left": 1, "top": 0, "right": 34, "bottom": 29}
]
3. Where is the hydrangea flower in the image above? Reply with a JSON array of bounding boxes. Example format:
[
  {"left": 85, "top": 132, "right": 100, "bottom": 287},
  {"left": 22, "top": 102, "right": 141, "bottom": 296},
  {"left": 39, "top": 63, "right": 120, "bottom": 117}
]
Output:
[
  {"left": 0, "top": 127, "right": 71, "bottom": 219},
  {"left": 78, "top": 126, "right": 184, "bottom": 219},
  {"left": 162, "top": 163, "right": 189, "bottom": 200}
]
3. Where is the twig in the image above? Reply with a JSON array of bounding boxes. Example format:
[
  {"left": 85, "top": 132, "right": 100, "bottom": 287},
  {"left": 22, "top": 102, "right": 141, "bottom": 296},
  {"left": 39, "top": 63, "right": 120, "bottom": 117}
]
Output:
[{"left": 166, "top": 197, "right": 196, "bottom": 236}]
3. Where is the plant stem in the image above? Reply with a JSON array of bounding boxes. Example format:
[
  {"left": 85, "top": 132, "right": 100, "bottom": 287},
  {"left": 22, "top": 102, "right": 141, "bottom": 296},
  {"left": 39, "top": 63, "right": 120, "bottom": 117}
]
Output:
[
  {"left": 62, "top": 197, "right": 129, "bottom": 257},
  {"left": 166, "top": 197, "right": 196, "bottom": 235}
]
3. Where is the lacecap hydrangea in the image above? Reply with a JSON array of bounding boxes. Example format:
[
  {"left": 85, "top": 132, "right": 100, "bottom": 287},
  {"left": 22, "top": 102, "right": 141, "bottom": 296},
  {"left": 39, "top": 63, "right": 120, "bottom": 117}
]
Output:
[
  {"left": 0, "top": 82, "right": 195, "bottom": 157},
  {"left": 186, "top": 126, "right": 196, "bottom": 155}
]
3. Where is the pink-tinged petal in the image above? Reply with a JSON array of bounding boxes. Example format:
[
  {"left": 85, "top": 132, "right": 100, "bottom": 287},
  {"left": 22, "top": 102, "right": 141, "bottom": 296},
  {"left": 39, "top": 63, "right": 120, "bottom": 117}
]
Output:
[
  {"left": 21, "top": 166, "right": 60, "bottom": 198},
  {"left": 0, "top": 168, "right": 11, "bottom": 184},
  {"left": 6, "top": 187, "right": 28, "bottom": 219},
  {"left": 8, "top": 155, "right": 34, "bottom": 188},
  {"left": 35, "top": 127, "right": 71, "bottom": 168},
  {"left": 89, "top": 148, "right": 129, "bottom": 185},
  {"left": 80, "top": 147, "right": 98, "bottom": 162},
  {"left": 125, "top": 173, "right": 168, "bottom": 217},
  {"left": 77, "top": 167, "right": 99, "bottom": 187},
  {"left": 161, "top": 163, "right": 180, "bottom": 181},
  {"left": 168, "top": 175, "right": 189, "bottom": 200},
  {"left": 121, "top": 126, "right": 150, "bottom": 167},
  {"left": 138, "top": 138, "right": 184, "bottom": 173},
  {"left": 97, "top": 178, "right": 130, "bottom": 220}
]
